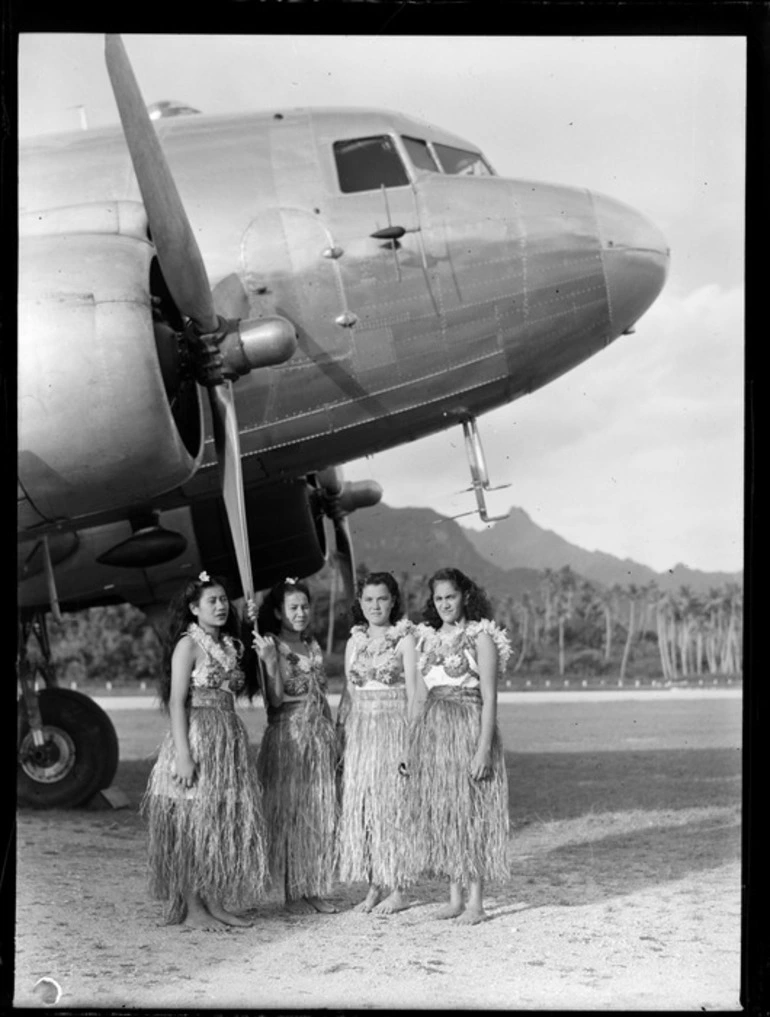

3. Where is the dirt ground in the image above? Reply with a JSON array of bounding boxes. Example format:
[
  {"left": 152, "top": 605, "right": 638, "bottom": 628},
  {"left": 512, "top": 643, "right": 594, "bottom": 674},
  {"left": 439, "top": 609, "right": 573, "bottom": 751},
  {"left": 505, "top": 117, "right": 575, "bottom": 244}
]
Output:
[
  {"left": 14, "top": 696, "right": 742, "bottom": 1011},
  {"left": 15, "top": 804, "right": 741, "bottom": 1010}
]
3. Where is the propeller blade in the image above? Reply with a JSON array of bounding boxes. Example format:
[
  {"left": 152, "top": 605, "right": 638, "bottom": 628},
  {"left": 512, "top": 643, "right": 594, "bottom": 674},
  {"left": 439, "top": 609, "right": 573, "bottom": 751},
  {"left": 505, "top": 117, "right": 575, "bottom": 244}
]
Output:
[
  {"left": 332, "top": 515, "right": 356, "bottom": 603},
  {"left": 104, "top": 34, "right": 217, "bottom": 333},
  {"left": 209, "top": 383, "right": 254, "bottom": 602},
  {"left": 212, "top": 273, "right": 251, "bottom": 321}
]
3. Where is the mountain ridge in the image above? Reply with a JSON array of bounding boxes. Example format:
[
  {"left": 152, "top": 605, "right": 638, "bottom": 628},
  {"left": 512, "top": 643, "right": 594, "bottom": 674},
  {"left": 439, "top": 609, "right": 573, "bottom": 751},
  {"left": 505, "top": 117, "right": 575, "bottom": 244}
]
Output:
[
  {"left": 348, "top": 503, "right": 741, "bottom": 597},
  {"left": 461, "top": 506, "right": 741, "bottom": 593}
]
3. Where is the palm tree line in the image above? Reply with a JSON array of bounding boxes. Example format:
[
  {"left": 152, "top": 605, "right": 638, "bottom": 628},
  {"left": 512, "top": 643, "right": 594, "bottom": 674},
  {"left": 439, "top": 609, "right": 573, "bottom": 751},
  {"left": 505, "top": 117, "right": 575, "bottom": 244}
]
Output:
[
  {"left": 347, "top": 567, "right": 742, "bottom": 683},
  {"left": 26, "top": 568, "right": 742, "bottom": 687}
]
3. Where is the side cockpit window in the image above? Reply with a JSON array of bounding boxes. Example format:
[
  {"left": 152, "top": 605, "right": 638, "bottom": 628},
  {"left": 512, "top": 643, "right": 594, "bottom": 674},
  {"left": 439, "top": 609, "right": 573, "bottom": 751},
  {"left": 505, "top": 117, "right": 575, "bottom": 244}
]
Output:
[
  {"left": 433, "top": 143, "right": 494, "bottom": 176},
  {"left": 401, "top": 136, "right": 441, "bottom": 172},
  {"left": 333, "top": 136, "right": 409, "bottom": 193}
]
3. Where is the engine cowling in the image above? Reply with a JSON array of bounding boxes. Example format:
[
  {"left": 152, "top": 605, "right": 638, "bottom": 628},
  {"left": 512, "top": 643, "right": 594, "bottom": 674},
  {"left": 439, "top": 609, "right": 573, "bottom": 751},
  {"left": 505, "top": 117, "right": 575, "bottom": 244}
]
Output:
[
  {"left": 190, "top": 478, "right": 328, "bottom": 597},
  {"left": 18, "top": 221, "right": 203, "bottom": 530}
]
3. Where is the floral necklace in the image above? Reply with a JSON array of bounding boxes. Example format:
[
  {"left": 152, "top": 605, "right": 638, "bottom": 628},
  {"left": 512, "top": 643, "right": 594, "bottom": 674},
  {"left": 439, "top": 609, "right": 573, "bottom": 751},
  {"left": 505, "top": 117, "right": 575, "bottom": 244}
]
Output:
[
  {"left": 187, "top": 623, "right": 239, "bottom": 671},
  {"left": 437, "top": 621, "right": 467, "bottom": 644},
  {"left": 353, "top": 617, "right": 412, "bottom": 649}
]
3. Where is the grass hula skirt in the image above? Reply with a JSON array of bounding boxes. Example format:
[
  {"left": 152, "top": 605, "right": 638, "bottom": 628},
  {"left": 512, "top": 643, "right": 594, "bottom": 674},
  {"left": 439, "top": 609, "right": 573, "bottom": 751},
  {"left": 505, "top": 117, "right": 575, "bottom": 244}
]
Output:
[
  {"left": 336, "top": 686, "right": 411, "bottom": 888},
  {"left": 142, "top": 686, "right": 268, "bottom": 924},
  {"left": 257, "top": 682, "right": 338, "bottom": 901},
  {"left": 405, "top": 619, "right": 511, "bottom": 885}
]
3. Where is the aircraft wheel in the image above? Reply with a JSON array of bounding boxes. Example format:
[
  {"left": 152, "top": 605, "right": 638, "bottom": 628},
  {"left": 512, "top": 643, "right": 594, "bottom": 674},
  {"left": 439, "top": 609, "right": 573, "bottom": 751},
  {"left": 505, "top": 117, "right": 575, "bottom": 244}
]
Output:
[{"left": 17, "top": 688, "right": 119, "bottom": 809}]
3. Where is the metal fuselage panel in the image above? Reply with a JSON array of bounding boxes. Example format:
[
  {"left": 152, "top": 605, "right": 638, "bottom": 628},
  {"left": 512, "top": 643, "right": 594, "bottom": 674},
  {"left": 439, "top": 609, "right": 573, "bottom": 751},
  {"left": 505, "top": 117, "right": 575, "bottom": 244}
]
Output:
[{"left": 19, "top": 107, "right": 668, "bottom": 526}]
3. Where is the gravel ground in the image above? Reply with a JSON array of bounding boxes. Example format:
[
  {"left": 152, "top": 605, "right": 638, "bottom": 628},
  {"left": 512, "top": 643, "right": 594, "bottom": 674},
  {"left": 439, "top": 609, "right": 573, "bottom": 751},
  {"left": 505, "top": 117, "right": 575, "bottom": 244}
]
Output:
[{"left": 15, "top": 695, "right": 742, "bottom": 1010}]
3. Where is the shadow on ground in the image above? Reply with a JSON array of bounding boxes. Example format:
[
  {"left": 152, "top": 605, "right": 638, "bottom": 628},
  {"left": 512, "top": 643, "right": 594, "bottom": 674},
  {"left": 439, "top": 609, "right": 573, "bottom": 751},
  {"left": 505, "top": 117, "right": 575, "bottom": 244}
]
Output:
[
  {"left": 98, "top": 744, "right": 743, "bottom": 831},
  {"left": 505, "top": 747, "right": 741, "bottom": 822}
]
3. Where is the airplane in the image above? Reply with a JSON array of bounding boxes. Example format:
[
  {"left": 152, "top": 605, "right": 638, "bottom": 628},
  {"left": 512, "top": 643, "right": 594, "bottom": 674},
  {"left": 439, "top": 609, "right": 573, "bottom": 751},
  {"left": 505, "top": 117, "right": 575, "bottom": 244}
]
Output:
[{"left": 17, "top": 35, "right": 669, "bottom": 809}]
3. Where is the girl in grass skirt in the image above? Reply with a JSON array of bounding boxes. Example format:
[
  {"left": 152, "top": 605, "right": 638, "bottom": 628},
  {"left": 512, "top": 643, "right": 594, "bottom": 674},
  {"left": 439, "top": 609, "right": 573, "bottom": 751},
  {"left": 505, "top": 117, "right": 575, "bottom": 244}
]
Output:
[
  {"left": 142, "top": 572, "right": 267, "bottom": 929},
  {"left": 250, "top": 579, "right": 338, "bottom": 914},
  {"left": 336, "top": 572, "right": 417, "bottom": 914},
  {"left": 406, "top": 567, "right": 511, "bottom": 925}
]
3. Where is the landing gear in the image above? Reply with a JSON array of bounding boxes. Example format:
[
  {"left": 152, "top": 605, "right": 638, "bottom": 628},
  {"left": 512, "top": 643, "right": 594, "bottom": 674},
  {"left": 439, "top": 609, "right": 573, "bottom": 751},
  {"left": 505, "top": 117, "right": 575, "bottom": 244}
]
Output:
[
  {"left": 17, "top": 613, "right": 119, "bottom": 809},
  {"left": 450, "top": 416, "right": 512, "bottom": 523}
]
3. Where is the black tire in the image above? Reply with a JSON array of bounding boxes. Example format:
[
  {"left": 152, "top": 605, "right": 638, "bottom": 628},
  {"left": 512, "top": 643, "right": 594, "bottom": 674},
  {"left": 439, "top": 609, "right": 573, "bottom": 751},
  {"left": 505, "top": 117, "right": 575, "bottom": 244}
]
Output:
[{"left": 17, "top": 688, "right": 119, "bottom": 809}]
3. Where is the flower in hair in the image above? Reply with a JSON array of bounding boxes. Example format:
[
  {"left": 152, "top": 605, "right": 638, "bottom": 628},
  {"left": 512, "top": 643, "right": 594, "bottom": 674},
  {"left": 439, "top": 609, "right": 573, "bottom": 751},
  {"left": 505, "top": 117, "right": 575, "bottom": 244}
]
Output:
[
  {"left": 198, "top": 570, "right": 211, "bottom": 583},
  {"left": 285, "top": 576, "right": 298, "bottom": 585}
]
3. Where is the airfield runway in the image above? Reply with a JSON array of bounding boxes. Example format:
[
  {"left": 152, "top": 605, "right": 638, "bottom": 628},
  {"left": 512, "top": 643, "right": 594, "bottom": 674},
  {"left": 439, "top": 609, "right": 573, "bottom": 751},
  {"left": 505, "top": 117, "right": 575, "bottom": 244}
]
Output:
[{"left": 15, "top": 691, "right": 741, "bottom": 1010}]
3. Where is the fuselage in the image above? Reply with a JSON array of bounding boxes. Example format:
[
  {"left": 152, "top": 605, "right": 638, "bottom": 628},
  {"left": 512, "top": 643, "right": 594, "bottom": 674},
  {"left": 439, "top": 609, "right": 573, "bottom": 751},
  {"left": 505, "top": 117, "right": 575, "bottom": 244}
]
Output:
[{"left": 19, "top": 105, "right": 669, "bottom": 520}]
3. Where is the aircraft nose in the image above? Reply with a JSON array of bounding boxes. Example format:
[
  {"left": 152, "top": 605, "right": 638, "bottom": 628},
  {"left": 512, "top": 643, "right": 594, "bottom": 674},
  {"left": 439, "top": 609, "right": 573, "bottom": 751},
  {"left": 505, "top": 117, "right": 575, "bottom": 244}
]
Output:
[{"left": 591, "top": 191, "right": 670, "bottom": 334}]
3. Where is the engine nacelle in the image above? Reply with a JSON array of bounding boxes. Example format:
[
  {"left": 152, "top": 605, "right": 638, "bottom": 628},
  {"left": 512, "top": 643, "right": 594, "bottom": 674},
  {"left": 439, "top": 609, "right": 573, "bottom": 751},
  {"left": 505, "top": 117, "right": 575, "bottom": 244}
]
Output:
[
  {"left": 18, "top": 227, "right": 203, "bottom": 530},
  {"left": 190, "top": 478, "right": 328, "bottom": 596}
]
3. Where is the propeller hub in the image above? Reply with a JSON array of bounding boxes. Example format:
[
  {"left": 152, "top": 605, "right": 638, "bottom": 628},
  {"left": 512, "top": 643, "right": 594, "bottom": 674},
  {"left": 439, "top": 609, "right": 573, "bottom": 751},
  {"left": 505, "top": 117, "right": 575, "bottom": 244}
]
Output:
[{"left": 220, "top": 316, "right": 297, "bottom": 378}]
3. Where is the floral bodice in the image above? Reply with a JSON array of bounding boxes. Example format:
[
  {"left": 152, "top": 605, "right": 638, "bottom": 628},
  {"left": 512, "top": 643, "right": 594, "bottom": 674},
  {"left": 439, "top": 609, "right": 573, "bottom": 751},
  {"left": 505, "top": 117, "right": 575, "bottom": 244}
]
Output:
[
  {"left": 276, "top": 637, "right": 327, "bottom": 698},
  {"left": 415, "top": 620, "right": 511, "bottom": 690},
  {"left": 347, "top": 619, "right": 414, "bottom": 689},
  {"left": 187, "top": 624, "right": 244, "bottom": 695}
]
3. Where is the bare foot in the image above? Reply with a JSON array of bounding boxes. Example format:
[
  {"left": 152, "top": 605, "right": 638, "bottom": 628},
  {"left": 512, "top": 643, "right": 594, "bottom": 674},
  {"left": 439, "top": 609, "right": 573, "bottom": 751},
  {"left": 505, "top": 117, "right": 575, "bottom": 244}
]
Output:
[
  {"left": 183, "top": 900, "right": 227, "bottom": 931},
  {"left": 206, "top": 903, "right": 254, "bottom": 927},
  {"left": 434, "top": 902, "right": 465, "bottom": 920},
  {"left": 354, "top": 886, "right": 382, "bottom": 913},
  {"left": 455, "top": 906, "right": 488, "bottom": 925},
  {"left": 285, "top": 898, "right": 315, "bottom": 915},
  {"left": 372, "top": 890, "right": 409, "bottom": 915},
  {"left": 305, "top": 896, "right": 338, "bottom": 914}
]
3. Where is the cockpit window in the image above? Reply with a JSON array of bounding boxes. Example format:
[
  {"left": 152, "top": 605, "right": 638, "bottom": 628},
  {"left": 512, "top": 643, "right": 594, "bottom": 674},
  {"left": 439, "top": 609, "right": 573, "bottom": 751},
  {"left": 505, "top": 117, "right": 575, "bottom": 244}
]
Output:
[
  {"left": 433, "top": 143, "right": 494, "bottom": 176},
  {"left": 333, "top": 136, "right": 409, "bottom": 193},
  {"left": 401, "top": 136, "right": 440, "bottom": 173}
]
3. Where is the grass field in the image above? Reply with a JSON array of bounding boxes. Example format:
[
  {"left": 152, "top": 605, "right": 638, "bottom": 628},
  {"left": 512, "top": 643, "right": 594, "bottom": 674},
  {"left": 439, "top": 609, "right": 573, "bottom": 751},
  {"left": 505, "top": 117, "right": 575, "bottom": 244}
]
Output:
[{"left": 109, "top": 696, "right": 742, "bottom": 824}]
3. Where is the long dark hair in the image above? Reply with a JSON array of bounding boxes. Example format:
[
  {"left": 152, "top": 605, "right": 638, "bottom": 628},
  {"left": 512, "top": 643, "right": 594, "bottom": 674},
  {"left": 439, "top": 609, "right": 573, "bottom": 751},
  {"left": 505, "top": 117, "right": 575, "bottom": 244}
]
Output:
[
  {"left": 256, "top": 578, "right": 313, "bottom": 637},
  {"left": 350, "top": 571, "right": 403, "bottom": 627},
  {"left": 421, "top": 567, "right": 493, "bottom": 629},
  {"left": 159, "top": 573, "right": 254, "bottom": 705}
]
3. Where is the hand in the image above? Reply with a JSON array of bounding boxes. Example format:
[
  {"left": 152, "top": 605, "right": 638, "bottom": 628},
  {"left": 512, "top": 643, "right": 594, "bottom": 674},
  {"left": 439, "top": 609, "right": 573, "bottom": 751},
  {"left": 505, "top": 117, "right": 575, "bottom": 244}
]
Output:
[
  {"left": 469, "top": 747, "right": 492, "bottom": 781},
  {"left": 172, "top": 754, "right": 196, "bottom": 789},
  {"left": 253, "top": 632, "right": 278, "bottom": 670},
  {"left": 245, "top": 597, "right": 258, "bottom": 624}
]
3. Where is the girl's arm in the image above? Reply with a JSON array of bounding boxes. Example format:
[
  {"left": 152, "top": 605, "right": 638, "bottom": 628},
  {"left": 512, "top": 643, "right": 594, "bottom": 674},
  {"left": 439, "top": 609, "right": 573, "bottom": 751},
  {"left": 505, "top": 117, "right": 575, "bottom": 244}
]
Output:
[
  {"left": 399, "top": 633, "right": 418, "bottom": 717},
  {"left": 409, "top": 672, "right": 429, "bottom": 724},
  {"left": 338, "top": 638, "right": 356, "bottom": 726},
  {"left": 254, "top": 633, "right": 283, "bottom": 708},
  {"left": 470, "top": 631, "right": 498, "bottom": 780},
  {"left": 168, "top": 636, "right": 196, "bottom": 787}
]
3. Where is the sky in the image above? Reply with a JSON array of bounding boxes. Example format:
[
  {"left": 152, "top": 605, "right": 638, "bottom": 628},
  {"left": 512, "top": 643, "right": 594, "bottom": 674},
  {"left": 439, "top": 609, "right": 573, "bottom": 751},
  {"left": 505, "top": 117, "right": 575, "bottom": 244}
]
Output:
[{"left": 18, "top": 34, "right": 745, "bottom": 575}]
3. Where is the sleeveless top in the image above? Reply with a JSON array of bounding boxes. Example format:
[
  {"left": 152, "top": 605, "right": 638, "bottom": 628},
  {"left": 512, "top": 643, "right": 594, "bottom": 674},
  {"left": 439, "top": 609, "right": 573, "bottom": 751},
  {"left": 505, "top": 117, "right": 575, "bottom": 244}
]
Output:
[
  {"left": 415, "top": 620, "right": 511, "bottom": 690},
  {"left": 275, "top": 637, "right": 327, "bottom": 698},
  {"left": 186, "top": 623, "right": 244, "bottom": 697},
  {"left": 347, "top": 619, "right": 414, "bottom": 690}
]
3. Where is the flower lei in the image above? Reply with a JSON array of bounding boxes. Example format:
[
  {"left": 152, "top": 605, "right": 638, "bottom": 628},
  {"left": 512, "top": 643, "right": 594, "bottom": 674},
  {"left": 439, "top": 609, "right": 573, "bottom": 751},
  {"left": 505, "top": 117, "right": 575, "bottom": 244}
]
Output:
[
  {"left": 414, "top": 619, "right": 511, "bottom": 677},
  {"left": 351, "top": 617, "right": 414, "bottom": 649},
  {"left": 187, "top": 623, "right": 242, "bottom": 673}
]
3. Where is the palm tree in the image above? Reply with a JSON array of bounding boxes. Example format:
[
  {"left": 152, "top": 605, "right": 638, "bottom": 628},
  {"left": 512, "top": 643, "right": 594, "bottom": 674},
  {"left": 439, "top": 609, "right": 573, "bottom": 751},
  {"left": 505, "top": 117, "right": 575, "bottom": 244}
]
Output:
[
  {"left": 637, "top": 581, "right": 658, "bottom": 641},
  {"left": 618, "top": 583, "right": 640, "bottom": 685},
  {"left": 675, "top": 586, "right": 696, "bottom": 677},
  {"left": 720, "top": 583, "right": 742, "bottom": 675},
  {"left": 554, "top": 566, "right": 577, "bottom": 677},
  {"left": 655, "top": 590, "right": 675, "bottom": 681},
  {"left": 704, "top": 586, "right": 724, "bottom": 674},
  {"left": 512, "top": 594, "right": 531, "bottom": 673},
  {"left": 598, "top": 586, "right": 618, "bottom": 664},
  {"left": 540, "top": 569, "right": 557, "bottom": 647}
]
